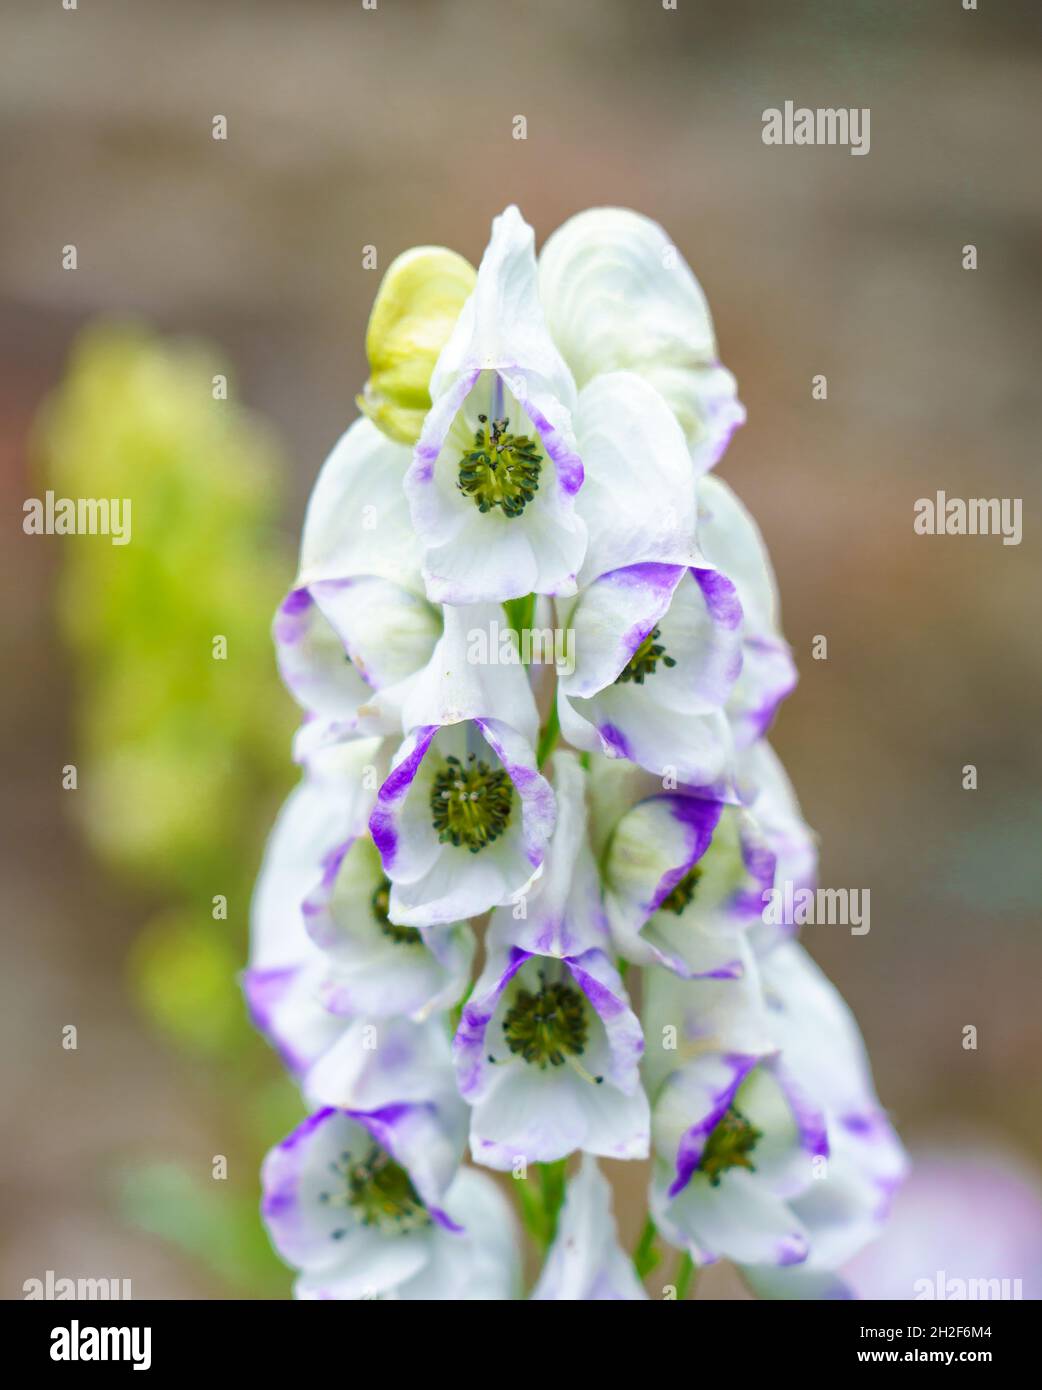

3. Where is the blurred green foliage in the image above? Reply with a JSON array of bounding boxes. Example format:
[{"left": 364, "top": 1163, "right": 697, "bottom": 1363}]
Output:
[
  {"left": 36, "top": 324, "right": 293, "bottom": 897},
  {"left": 34, "top": 324, "right": 303, "bottom": 1293}
]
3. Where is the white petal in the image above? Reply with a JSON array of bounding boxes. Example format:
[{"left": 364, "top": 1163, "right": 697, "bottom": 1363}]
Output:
[
  {"left": 396, "top": 1168, "right": 522, "bottom": 1300},
  {"left": 532, "top": 1156, "right": 648, "bottom": 1301},
  {"left": 492, "top": 750, "right": 609, "bottom": 957},
  {"left": 297, "top": 417, "right": 420, "bottom": 590},
  {"left": 698, "top": 474, "right": 797, "bottom": 745},
  {"left": 654, "top": 1162, "right": 810, "bottom": 1268},
  {"left": 312, "top": 577, "right": 441, "bottom": 695},
  {"left": 575, "top": 371, "right": 701, "bottom": 584},
  {"left": 432, "top": 205, "right": 576, "bottom": 410},
  {"left": 249, "top": 741, "right": 384, "bottom": 969},
  {"left": 274, "top": 588, "right": 373, "bottom": 734},
  {"left": 538, "top": 206, "right": 744, "bottom": 467},
  {"left": 303, "top": 1015, "right": 459, "bottom": 1114},
  {"left": 406, "top": 206, "right": 585, "bottom": 603},
  {"left": 242, "top": 960, "right": 346, "bottom": 1078},
  {"left": 641, "top": 950, "right": 773, "bottom": 1098},
  {"left": 400, "top": 602, "right": 539, "bottom": 745}
]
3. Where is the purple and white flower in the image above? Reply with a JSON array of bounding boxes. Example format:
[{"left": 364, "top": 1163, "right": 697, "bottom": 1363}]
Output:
[
  {"left": 453, "top": 927, "right": 648, "bottom": 1170},
  {"left": 276, "top": 416, "right": 436, "bottom": 754},
  {"left": 405, "top": 205, "right": 585, "bottom": 605},
  {"left": 250, "top": 201, "right": 904, "bottom": 1301},
  {"left": 301, "top": 832, "right": 474, "bottom": 1023},
  {"left": 262, "top": 1105, "right": 519, "bottom": 1300},
  {"left": 590, "top": 744, "right": 809, "bottom": 977},
  {"left": 597, "top": 782, "right": 748, "bottom": 980},
  {"left": 369, "top": 716, "right": 554, "bottom": 927},
  {"left": 244, "top": 738, "right": 389, "bottom": 1076},
  {"left": 648, "top": 943, "right": 906, "bottom": 1285},
  {"left": 557, "top": 560, "right": 743, "bottom": 789},
  {"left": 697, "top": 474, "right": 797, "bottom": 748}
]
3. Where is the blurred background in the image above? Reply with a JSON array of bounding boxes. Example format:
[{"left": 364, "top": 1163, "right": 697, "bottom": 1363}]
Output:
[{"left": 2, "top": 0, "right": 1040, "bottom": 1298}]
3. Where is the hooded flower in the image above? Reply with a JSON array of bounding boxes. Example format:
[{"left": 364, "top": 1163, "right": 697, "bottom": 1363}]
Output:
[
  {"left": 739, "top": 943, "right": 908, "bottom": 1296},
  {"left": 275, "top": 416, "right": 441, "bottom": 754},
  {"left": 261, "top": 1105, "right": 519, "bottom": 1300},
  {"left": 696, "top": 474, "right": 797, "bottom": 748},
  {"left": 369, "top": 716, "right": 555, "bottom": 927},
  {"left": 405, "top": 205, "right": 585, "bottom": 604},
  {"left": 557, "top": 560, "right": 743, "bottom": 790},
  {"left": 648, "top": 943, "right": 906, "bottom": 1286},
  {"left": 531, "top": 1155, "right": 648, "bottom": 1301},
  {"left": 250, "top": 200, "right": 902, "bottom": 1302},
  {"left": 590, "top": 743, "right": 814, "bottom": 977},
  {"left": 243, "top": 738, "right": 389, "bottom": 1076},
  {"left": 571, "top": 370, "right": 704, "bottom": 587},
  {"left": 538, "top": 206, "right": 745, "bottom": 472},
  {"left": 595, "top": 774, "right": 748, "bottom": 980},
  {"left": 301, "top": 832, "right": 474, "bottom": 1023},
  {"left": 261, "top": 1006, "right": 522, "bottom": 1301},
  {"left": 453, "top": 926, "right": 648, "bottom": 1171}
]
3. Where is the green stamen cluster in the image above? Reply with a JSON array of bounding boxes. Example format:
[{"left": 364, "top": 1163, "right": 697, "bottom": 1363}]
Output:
[
  {"left": 503, "top": 977, "right": 589, "bottom": 1069},
  {"left": 659, "top": 864, "right": 703, "bottom": 915},
  {"left": 371, "top": 876, "right": 422, "bottom": 945},
  {"left": 321, "top": 1146, "right": 431, "bottom": 1237},
  {"left": 615, "top": 625, "right": 677, "bottom": 684},
  {"left": 697, "top": 1106, "right": 762, "bottom": 1186},
  {"left": 457, "top": 414, "right": 542, "bottom": 518},
  {"left": 430, "top": 753, "right": 513, "bottom": 853}
]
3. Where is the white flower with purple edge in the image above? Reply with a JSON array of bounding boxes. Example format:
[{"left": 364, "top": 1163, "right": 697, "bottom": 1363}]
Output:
[
  {"left": 301, "top": 832, "right": 474, "bottom": 1023},
  {"left": 590, "top": 741, "right": 814, "bottom": 977},
  {"left": 697, "top": 473, "right": 798, "bottom": 748},
  {"left": 557, "top": 559, "right": 744, "bottom": 790},
  {"left": 275, "top": 415, "right": 439, "bottom": 754},
  {"left": 262, "top": 1105, "right": 519, "bottom": 1301},
  {"left": 369, "top": 715, "right": 554, "bottom": 927},
  {"left": 249, "top": 199, "right": 905, "bottom": 1300},
  {"left": 648, "top": 943, "right": 906, "bottom": 1289},
  {"left": 405, "top": 205, "right": 585, "bottom": 605},
  {"left": 244, "top": 737, "right": 388, "bottom": 1077},
  {"left": 453, "top": 926, "right": 648, "bottom": 1171}
]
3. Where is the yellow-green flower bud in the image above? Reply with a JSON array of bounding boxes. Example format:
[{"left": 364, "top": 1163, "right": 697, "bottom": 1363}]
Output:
[{"left": 358, "top": 246, "right": 476, "bottom": 445}]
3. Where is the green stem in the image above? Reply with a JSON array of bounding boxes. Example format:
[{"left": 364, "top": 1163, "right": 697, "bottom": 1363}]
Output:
[
  {"left": 632, "top": 1215, "right": 660, "bottom": 1280},
  {"left": 538, "top": 1159, "right": 567, "bottom": 1246},
  {"left": 675, "top": 1252, "right": 697, "bottom": 1300},
  {"left": 536, "top": 699, "right": 560, "bottom": 769},
  {"left": 503, "top": 593, "right": 536, "bottom": 647},
  {"left": 516, "top": 1159, "right": 568, "bottom": 1256}
]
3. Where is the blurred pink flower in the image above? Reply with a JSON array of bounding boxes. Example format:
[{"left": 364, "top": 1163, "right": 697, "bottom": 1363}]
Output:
[{"left": 845, "top": 1146, "right": 1042, "bottom": 1300}]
